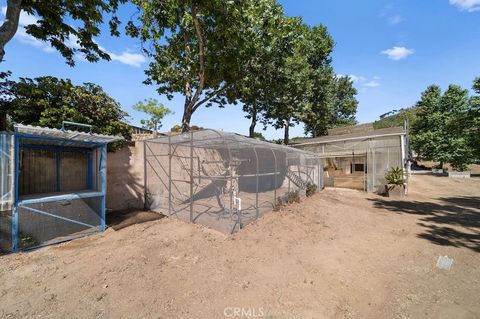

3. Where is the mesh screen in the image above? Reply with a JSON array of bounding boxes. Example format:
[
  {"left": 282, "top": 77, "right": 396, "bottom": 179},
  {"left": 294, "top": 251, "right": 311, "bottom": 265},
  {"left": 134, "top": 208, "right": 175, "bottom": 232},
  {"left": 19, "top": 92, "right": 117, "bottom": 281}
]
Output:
[
  {"left": 17, "top": 197, "right": 102, "bottom": 250},
  {"left": 145, "top": 130, "right": 323, "bottom": 233}
]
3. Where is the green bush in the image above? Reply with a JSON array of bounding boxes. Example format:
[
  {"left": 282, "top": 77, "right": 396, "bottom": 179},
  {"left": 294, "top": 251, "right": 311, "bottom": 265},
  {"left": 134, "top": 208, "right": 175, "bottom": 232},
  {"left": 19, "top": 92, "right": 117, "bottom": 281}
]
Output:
[
  {"left": 287, "top": 190, "right": 301, "bottom": 204},
  {"left": 306, "top": 182, "right": 317, "bottom": 197},
  {"left": 385, "top": 166, "right": 405, "bottom": 186}
]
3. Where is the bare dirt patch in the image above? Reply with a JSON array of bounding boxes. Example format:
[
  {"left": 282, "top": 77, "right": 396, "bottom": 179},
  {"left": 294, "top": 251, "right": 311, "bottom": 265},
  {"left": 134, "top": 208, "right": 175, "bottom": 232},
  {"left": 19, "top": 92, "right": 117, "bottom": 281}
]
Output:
[{"left": 0, "top": 175, "right": 479, "bottom": 318}]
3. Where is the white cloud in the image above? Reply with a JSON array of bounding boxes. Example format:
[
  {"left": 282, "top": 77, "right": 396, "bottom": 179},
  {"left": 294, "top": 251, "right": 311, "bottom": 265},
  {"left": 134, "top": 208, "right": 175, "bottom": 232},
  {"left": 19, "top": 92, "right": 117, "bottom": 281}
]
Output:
[
  {"left": 341, "top": 74, "right": 381, "bottom": 89},
  {"left": 363, "top": 80, "right": 380, "bottom": 88},
  {"left": 449, "top": 0, "right": 480, "bottom": 12},
  {"left": 388, "top": 14, "right": 404, "bottom": 25},
  {"left": 381, "top": 46, "right": 415, "bottom": 60},
  {"left": 108, "top": 51, "right": 146, "bottom": 67},
  {"left": 1, "top": 6, "right": 146, "bottom": 67}
]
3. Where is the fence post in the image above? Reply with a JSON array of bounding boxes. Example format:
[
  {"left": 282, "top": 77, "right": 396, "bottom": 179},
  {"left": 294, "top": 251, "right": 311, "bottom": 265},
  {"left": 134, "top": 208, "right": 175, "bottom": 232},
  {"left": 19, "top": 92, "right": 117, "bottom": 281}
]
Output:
[
  {"left": 11, "top": 135, "right": 20, "bottom": 252},
  {"left": 190, "top": 132, "right": 194, "bottom": 223}
]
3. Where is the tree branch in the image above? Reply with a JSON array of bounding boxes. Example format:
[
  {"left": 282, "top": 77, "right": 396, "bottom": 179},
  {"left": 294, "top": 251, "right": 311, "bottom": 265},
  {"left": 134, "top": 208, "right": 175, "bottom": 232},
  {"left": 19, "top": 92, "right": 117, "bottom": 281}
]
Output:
[
  {"left": 192, "top": 85, "right": 230, "bottom": 112},
  {"left": 0, "top": 0, "right": 22, "bottom": 62},
  {"left": 189, "top": 4, "right": 205, "bottom": 109}
]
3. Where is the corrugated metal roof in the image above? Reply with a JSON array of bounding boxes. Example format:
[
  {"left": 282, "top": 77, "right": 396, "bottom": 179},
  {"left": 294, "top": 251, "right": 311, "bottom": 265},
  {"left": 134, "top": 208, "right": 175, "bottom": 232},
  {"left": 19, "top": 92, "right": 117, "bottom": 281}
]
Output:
[
  {"left": 292, "top": 126, "right": 406, "bottom": 146},
  {"left": 14, "top": 124, "right": 124, "bottom": 144}
]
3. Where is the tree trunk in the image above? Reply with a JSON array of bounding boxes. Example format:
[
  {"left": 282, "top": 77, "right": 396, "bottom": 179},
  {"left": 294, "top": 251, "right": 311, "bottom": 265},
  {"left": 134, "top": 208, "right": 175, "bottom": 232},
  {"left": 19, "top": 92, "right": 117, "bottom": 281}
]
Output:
[
  {"left": 284, "top": 119, "right": 290, "bottom": 145},
  {"left": 0, "top": 0, "right": 22, "bottom": 62},
  {"left": 181, "top": 107, "right": 192, "bottom": 133},
  {"left": 0, "top": 110, "right": 6, "bottom": 131},
  {"left": 249, "top": 106, "right": 257, "bottom": 138}
]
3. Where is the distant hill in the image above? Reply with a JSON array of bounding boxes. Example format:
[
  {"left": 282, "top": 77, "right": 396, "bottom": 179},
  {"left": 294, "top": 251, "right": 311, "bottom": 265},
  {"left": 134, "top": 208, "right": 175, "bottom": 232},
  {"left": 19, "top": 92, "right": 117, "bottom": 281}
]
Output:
[{"left": 373, "top": 107, "right": 418, "bottom": 130}]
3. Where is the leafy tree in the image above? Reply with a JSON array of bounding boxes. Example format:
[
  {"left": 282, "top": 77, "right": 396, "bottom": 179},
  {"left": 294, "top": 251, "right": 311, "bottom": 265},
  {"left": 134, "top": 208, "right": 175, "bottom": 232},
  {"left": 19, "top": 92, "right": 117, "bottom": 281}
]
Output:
[
  {"left": 233, "top": 0, "right": 285, "bottom": 137},
  {"left": 0, "top": 0, "right": 127, "bottom": 65},
  {"left": 300, "top": 23, "right": 356, "bottom": 138},
  {"left": 411, "top": 84, "right": 474, "bottom": 171},
  {"left": 303, "top": 73, "right": 358, "bottom": 137},
  {"left": 263, "top": 17, "right": 313, "bottom": 145},
  {"left": 128, "top": 0, "right": 268, "bottom": 132},
  {"left": 467, "top": 77, "right": 480, "bottom": 160},
  {"left": 0, "top": 75, "right": 131, "bottom": 149},
  {"left": 133, "top": 98, "right": 172, "bottom": 134}
]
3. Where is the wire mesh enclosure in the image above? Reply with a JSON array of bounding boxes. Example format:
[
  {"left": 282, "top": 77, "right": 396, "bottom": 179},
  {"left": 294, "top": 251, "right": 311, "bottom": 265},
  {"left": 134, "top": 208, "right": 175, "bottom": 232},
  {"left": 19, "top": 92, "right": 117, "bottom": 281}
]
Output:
[
  {"left": 0, "top": 123, "right": 121, "bottom": 252},
  {"left": 294, "top": 130, "right": 407, "bottom": 193},
  {"left": 145, "top": 130, "right": 323, "bottom": 233}
]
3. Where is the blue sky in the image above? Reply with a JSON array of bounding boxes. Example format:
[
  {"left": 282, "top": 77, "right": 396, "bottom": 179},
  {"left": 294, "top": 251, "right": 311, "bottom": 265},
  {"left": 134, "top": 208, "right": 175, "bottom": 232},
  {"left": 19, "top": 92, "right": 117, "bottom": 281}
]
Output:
[{"left": 1, "top": 0, "right": 480, "bottom": 139}]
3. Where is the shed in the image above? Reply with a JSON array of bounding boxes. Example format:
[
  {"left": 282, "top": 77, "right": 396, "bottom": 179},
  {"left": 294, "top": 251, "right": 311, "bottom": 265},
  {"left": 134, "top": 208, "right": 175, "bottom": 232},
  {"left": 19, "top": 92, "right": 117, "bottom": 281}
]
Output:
[
  {"left": 292, "top": 126, "right": 408, "bottom": 193},
  {"left": 0, "top": 122, "right": 122, "bottom": 252}
]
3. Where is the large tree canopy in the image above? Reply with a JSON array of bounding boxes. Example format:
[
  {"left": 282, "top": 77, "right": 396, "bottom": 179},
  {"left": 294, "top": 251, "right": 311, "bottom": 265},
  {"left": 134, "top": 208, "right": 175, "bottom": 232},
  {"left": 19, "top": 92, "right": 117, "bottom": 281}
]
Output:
[
  {"left": 0, "top": 74, "right": 131, "bottom": 148},
  {"left": 0, "top": 0, "right": 127, "bottom": 65},
  {"left": 410, "top": 84, "right": 475, "bottom": 171},
  {"left": 128, "top": 0, "right": 272, "bottom": 132}
]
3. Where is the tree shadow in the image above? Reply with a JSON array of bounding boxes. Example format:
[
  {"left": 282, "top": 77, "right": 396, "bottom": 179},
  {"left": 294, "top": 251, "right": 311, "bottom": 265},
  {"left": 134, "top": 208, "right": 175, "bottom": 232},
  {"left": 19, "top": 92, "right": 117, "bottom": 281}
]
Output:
[
  {"left": 107, "top": 209, "right": 164, "bottom": 231},
  {"left": 368, "top": 196, "right": 480, "bottom": 252}
]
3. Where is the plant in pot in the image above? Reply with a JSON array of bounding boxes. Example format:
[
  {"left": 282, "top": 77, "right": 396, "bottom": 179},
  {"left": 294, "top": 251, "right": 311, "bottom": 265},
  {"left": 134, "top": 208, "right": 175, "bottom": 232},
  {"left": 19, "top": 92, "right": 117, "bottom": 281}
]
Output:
[{"left": 384, "top": 166, "right": 406, "bottom": 198}]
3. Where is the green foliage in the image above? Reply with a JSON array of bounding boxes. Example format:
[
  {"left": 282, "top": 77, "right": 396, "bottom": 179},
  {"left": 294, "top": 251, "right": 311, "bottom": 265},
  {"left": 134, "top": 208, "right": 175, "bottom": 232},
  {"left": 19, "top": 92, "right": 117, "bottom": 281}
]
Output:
[
  {"left": 410, "top": 83, "right": 476, "bottom": 171},
  {"left": 385, "top": 167, "right": 405, "bottom": 186},
  {"left": 129, "top": 0, "right": 273, "bottom": 132},
  {"left": 303, "top": 74, "right": 358, "bottom": 137},
  {"left": 287, "top": 190, "right": 301, "bottom": 204},
  {"left": 373, "top": 107, "right": 417, "bottom": 130},
  {"left": 306, "top": 182, "right": 317, "bottom": 197},
  {"left": 19, "top": 233, "right": 38, "bottom": 249},
  {"left": 133, "top": 98, "right": 172, "bottom": 132},
  {"left": 0, "top": 75, "right": 131, "bottom": 149},
  {"left": 252, "top": 132, "right": 266, "bottom": 141},
  {"left": 1, "top": 0, "right": 128, "bottom": 65},
  {"left": 170, "top": 125, "right": 182, "bottom": 133}
]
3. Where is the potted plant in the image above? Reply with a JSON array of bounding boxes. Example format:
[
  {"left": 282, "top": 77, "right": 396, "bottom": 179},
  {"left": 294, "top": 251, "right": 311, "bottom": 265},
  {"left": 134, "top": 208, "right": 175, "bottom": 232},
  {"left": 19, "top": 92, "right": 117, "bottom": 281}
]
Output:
[{"left": 384, "top": 166, "right": 406, "bottom": 198}]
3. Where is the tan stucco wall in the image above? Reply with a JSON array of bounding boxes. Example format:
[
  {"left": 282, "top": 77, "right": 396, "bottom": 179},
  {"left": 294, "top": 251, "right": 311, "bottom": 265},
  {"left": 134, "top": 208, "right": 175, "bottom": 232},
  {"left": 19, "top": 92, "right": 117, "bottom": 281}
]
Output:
[{"left": 106, "top": 142, "right": 145, "bottom": 212}]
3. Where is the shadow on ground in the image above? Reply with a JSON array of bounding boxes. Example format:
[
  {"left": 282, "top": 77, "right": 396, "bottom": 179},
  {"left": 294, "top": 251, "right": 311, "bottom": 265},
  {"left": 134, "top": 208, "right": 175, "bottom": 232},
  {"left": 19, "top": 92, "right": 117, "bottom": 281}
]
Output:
[
  {"left": 369, "top": 196, "right": 480, "bottom": 252},
  {"left": 107, "top": 210, "right": 165, "bottom": 231}
]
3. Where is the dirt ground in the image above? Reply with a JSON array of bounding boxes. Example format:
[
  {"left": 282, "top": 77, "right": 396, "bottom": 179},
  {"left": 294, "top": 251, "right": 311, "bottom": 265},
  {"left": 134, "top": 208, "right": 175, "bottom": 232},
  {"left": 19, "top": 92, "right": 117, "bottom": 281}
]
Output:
[{"left": 1, "top": 174, "right": 479, "bottom": 319}]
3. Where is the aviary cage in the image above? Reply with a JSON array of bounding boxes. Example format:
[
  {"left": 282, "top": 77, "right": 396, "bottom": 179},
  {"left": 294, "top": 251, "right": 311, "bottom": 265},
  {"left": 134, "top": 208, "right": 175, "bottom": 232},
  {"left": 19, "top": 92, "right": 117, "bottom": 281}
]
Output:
[
  {"left": 0, "top": 122, "right": 122, "bottom": 252},
  {"left": 144, "top": 129, "right": 324, "bottom": 233}
]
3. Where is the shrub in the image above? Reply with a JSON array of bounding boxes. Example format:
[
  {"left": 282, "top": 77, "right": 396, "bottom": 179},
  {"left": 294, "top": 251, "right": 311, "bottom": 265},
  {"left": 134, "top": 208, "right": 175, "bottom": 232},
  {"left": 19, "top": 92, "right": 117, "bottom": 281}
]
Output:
[
  {"left": 306, "top": 182, "right": 317, "bottom": 197},
  {"left": 287, "top": 190, "right": 300, "bottom": 204},
  {"left": 385, "top": 166, "right": 405, "bottom": 187},
  {"left": 273, "top": 197, "right": 284, "bottom": 211}
]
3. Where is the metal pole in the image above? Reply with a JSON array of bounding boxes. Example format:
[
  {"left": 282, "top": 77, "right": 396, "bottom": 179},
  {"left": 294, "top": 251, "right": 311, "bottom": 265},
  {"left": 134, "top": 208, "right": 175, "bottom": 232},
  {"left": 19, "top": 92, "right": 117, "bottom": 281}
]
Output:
[
  {"left": 190, "top": 132, "right": 194, "bottom": 222},
  {"left": 100, "top": 144, "right": 107, "bottom": 231},
  {"left": 143, "top": 141, "right": 147, "bottom": 210},
  {"left": 272, "top": 149, "right": 277, "bottom": 207},
  {"left": 168, "top": 136, "right": 172, "bottom": 216},
  {"left": 253, "top": 146, "right": 259, "bottom": 218},
  {"left": 12, "top": 135, "right": 20, "bottom": 252}
]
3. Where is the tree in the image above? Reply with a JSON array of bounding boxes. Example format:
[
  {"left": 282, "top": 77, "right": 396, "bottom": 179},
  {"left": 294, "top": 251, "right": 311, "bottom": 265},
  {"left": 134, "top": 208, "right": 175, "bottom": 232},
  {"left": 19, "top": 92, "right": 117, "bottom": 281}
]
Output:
[
  {"left": 233, "top": 0, "right": 285, "bottom": 137},
  {"left": 133, "top": 98, "right": 172, "bottom": 134},
  {"left": 300, "top": 24, "right": 356, "bottom": 138},
  {"left": 0, "top": 0, "right": 127, "bottom": 65},
  {"left": 128, "top": 0, "right": 268, "bottom": 132},
  {"left": 467, "top": 77, "right": 480, "bottom": 160},
  {"left": 262, "top": 17, "right": 313, "bottom": 145},
  {"left": 0, "top": 75, "right": 131, "bottom": 148},
  {"left": 411, "top": 84, "right": 474, "bottom": 171},
  {"left": 303, "top": 74, "right": 358, "bottom": 137}
]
